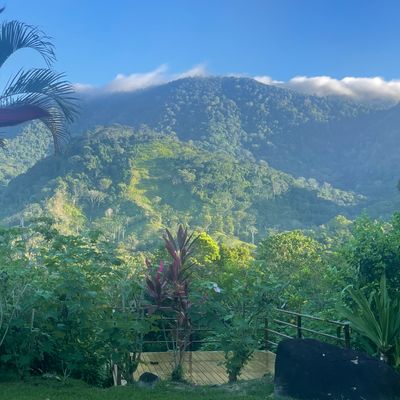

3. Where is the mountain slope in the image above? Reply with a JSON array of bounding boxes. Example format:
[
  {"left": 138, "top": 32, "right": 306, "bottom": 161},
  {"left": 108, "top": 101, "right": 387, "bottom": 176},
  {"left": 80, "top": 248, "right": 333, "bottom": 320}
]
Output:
[
  {"left": 0, "top": 123, "right": 51, "bottom": 186},
  {"left": 0, "top": 126, "right": 363, "bottom": 247},
  {"left": 1, "top": 76, "right": 399, "bottom": 242},
  {"left": 76, "top": 77, "right": 399, "bottom": 198}
]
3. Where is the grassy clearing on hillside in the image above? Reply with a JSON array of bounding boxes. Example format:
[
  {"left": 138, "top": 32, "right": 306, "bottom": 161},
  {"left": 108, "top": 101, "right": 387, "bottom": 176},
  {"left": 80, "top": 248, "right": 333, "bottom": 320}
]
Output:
[{"left": 0, "top": 376, "right": 275, "bottom": 400}]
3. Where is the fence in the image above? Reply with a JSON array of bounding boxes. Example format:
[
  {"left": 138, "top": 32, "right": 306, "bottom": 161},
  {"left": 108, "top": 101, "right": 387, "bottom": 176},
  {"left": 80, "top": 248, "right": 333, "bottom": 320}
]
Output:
[
  {"left": 139, "top": 307, "right": 351, "bottom": 354},
  {"left": 124, "top": 307, "right": 351, "bottom": 383},
  {"left": 263, "top": 308, "right": 351, "bottom": 351}
]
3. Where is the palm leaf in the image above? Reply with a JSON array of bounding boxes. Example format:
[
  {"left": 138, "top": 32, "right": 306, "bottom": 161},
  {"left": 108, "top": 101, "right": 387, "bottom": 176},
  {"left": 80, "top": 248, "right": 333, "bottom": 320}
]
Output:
[
  {"left": 1, "top": 68, "right": 78, "bottom": 122},
  {"left": 0, "top": 68, "right": 79, "bottom": 152},
  {"left": 0, "top": 104, "right": 50, "bottom": 126},
  {"left": 39, "top": 107, "right": 71, "bottom": 153},
  {"left": 0, "top": 20, "right": 55, "bottom": 68},
  {"left": 0, "top": 103, "right": 69, "bottom": 153}
]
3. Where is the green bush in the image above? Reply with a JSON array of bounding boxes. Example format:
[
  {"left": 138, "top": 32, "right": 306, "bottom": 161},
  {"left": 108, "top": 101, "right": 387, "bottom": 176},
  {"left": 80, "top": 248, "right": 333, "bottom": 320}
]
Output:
[{"left": 0, "top": 220, "right": 153, "bottom": 385}]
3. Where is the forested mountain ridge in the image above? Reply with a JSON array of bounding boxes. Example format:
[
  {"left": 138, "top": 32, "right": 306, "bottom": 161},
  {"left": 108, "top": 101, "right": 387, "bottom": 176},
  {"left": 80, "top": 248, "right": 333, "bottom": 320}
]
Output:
[
  {"left": 0, "top": 123, "right": 51, "bottom": 186},
  {"left": 0, "top": 126, "right": 363, "bottom": 248},
  {"left": 75, "top": 77, "right": 399, "bottom": 198},
  {"left": 0, "top": 76, "right": 399, "bottom": 246},
  {"left": 76, "top": 76, "right": 370, "bottom": 136}
]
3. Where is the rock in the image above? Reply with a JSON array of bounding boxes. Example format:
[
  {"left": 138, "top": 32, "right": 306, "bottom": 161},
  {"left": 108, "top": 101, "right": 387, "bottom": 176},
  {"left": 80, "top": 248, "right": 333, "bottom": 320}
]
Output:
[
  {"left": 138, "top": 372, "right": 160, "bottom": 388},
  {"left": 41, "top": 372, "right": 61, "bottom": 381},
  {"left": 274, "top": 338, "right": 400, "bottom": 400}
]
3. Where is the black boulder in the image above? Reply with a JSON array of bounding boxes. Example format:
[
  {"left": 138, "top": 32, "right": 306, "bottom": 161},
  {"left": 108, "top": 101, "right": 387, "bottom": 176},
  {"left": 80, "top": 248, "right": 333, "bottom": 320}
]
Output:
[{"left": 274, "top": 338, "right": 400, "bottom": 400}]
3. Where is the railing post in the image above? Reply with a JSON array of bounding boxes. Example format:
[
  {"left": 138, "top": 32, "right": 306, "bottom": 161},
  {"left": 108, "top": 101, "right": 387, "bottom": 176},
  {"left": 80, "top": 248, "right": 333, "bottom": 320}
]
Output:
[
  {"left": 264, "top": 317, "right": 269, "bottom": 351},
  {"left": 336, "top": 325, "right": 341, "bottom": 345},
  {"left": 344, "top": 323, "right": 350, "bottom": 348},
  {"left": 296, "top": 314, "right": 302, "bottom": 339}
]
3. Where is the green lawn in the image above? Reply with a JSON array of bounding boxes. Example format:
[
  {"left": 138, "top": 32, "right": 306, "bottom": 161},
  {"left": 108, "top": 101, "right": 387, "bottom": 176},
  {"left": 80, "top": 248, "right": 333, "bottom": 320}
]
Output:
[{"left": 0, "top": 376, "right": 275, "bottom": 400}]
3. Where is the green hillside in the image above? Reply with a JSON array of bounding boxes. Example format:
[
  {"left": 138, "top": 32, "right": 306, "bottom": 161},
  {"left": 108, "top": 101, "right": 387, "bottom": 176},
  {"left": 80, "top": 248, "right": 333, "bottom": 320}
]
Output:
[
  {"left": 0, "top": 126, "right": 363, "bottom": 248},
  {"left": 1, "top": 76, "right": 399, "bottom": 244},
  {"left": 76, "top": 77, "right": 399, "bottom": 199},
  {"left": 0, "top": 122, "right": 51, "bottom": 186}
]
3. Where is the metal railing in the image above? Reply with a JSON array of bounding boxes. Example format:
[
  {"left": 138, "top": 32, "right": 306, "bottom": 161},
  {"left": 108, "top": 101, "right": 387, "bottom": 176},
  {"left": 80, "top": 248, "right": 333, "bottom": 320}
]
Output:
[
  {"left": 263, "top": 308, "right": 351, "bottom": 351},
  {"left": 120, "top": 307, "right": 351, "bottom": 353}
]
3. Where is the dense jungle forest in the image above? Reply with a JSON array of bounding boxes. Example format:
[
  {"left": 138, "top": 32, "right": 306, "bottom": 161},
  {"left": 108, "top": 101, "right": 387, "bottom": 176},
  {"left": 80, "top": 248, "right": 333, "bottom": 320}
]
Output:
[
  {"left": 2, "top": 79, "right": 400, "bottom": 395},
  {"left": 1, "top": 2, "right": 400, "bottom": 400}
]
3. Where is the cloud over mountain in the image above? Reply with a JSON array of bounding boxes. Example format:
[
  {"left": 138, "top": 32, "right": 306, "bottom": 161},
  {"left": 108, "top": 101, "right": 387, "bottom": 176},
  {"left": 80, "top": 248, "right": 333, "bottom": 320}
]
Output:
[
  {"left": 75, "top": 65, "right": 400, "bottom": 103},
  {"left": 254, "top": 75, "right": 400, "bottom": 102},
  {"left": 74, "top": 64, "right": 207, "bottom": 94}
]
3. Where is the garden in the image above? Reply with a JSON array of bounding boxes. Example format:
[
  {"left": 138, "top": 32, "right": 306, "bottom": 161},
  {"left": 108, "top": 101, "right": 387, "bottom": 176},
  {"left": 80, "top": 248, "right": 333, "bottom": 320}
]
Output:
[{"left": 0, "top": 217, "right": 400, "bottom": 399}]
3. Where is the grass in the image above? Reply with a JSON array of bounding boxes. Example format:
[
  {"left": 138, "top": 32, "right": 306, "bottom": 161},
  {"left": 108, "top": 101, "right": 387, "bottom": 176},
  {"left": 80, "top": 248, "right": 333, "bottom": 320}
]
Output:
[{"left": 0, "top": 376, "right": 275, "bottom": 400}]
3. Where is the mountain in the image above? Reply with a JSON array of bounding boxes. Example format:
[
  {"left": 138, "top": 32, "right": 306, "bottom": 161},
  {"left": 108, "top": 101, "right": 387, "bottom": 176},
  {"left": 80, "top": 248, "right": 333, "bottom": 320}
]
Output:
[
  {"left": 0, "top": 76, "right": 399, "bottom": 245},
  {"left": 0, "top": 123, "right": 51, "bottom": 186},
  {"left": 75, "top": 77, "right": 399, "bottom": 198},
  {"left": 0, "top": 126, "right": 363, "bottom": 248}
]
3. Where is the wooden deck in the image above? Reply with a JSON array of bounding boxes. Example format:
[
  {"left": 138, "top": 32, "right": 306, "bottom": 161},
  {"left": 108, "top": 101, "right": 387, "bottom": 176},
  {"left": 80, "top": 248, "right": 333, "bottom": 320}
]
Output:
[{"left": 133, "top": 351, "right": 276, "bottom": 385}]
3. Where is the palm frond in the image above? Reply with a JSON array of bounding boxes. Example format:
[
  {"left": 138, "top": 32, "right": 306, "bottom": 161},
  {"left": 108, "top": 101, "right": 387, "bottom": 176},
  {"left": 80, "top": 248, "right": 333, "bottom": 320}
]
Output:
[
  {"left": 0, "top": 104, "right": 50, "bottom": 126},
  {"left": 0, "top": 68, "right": 79, "bottom": 152},
  {"left": 1, "top": 68, "right": 79, "bottom": 122},
  {"left": 0, "top": 9, "right": 77, "bottom": 153},
  {"left": 0, "top": 103, "right": 69, "bottom": 152},
  {"left": 0, "top": 20, "right": 55, "bottom": 68},
  {"left": 40, "top": 107, "right": 71, "bottom": 153}
]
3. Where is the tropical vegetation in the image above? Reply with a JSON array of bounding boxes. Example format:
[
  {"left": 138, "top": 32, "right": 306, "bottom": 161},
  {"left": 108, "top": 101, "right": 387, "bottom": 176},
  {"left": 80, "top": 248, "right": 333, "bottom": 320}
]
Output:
[
  {"left": 1, "top": 211, "right": 400, "bottom": 387},
  {"left": 1, "top": 6, "right": 400, "bottom": 398},
  {"left": 0, "top": 7, "right": 77, "bottom": 151},
  {"left": 339, "top": 275, "right": 400, "bottom": 366}
]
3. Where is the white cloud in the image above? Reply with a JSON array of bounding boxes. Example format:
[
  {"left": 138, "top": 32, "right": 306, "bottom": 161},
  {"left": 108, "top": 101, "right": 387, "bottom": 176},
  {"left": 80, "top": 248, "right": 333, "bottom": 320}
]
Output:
[
  {"left": 76, "top": 66, "right": 400, "bottom": 103},
  {"left": 73, "top": 82, "right": 95, "bottom": 92},
  {"left": 287, "top": 76, "right": 354, "bottom": 97},
  {"left": 104, "top": 64, "right": 168, "bottom": 93},
  {"left": 75, "top": 64, "right": 208, "bottom": 95},
  {"left": 254, "top": 75, "right": 283, "bottom": 85},
  {"left": 255, "top": 75, "right": 400, "bottom": 102},
  {"left": 174, "top": 64, "right": 207, "bottom": 80}
]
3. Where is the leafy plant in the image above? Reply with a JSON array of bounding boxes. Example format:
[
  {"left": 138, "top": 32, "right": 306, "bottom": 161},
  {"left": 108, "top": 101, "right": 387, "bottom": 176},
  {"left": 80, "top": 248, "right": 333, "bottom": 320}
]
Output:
[
  {"left": 101, "top": 266, "right": 155, "bottom": 386},
  {"left": 0, "top": 274, "right": 40, "bottom": 379},
  {"left": 218, "top": 318, "right": 260, "bottom": 383},
  {"left": 339, "top": 274, "right": 400, "bottom": 365},
  {"left": 0, "top": 220, "right": 155, "bottom": 385},
  {"left": 257, "top": 230, "right": 324, "bottom": 310},
  {"left": 204, "top": 261, "right": 270, "bottom": 383},
  {"left": 342, "top": 215, "right": 400, "bottom": 292},
  {"left": 146, "top": 225, "right": 199, "bottom": 381}
]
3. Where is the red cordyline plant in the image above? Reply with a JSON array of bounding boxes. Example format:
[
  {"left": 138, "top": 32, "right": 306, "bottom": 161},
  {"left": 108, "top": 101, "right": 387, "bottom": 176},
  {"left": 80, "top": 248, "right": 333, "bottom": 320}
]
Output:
[{"left": 146, "top": 225, "right": 199, "bottom": 380}]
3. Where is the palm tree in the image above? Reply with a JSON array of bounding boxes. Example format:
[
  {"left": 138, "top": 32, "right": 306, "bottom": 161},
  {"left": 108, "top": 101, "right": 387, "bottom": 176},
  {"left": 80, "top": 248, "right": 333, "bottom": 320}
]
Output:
[{"left": 0, "top": 8, "right": 77, "bottom": 152}]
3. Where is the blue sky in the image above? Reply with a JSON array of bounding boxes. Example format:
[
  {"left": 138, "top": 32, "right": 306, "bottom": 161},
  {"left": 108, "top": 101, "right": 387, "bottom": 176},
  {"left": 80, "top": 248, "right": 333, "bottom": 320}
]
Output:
[{"left": 3, "top": 0, "right": 400, "bottom": 100}]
